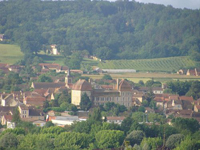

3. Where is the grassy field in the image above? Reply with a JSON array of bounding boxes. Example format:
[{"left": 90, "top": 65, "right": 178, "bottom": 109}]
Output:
[
  {"left": 98, "top": 56, "right": 195, "bottom": 72},
  {"left": 83, "top": 72, "right": 200, "bottom": 83},
  {"left": 0, "top": 44, "right": 23, "bottom": 64}
]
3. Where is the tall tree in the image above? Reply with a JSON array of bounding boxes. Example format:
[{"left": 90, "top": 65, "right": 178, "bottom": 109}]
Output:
[{"left": 80, "top": 93, "right": 92, "bottom": 111}]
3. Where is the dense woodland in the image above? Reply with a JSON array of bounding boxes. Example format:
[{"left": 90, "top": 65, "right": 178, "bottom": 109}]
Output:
[{"left": 0, "top": 0, "right": 200, "bottom": 61}]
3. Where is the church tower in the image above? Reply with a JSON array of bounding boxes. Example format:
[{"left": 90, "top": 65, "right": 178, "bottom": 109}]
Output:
[{"left": 65, "top": 68, "right": 72, "bottom": 85}]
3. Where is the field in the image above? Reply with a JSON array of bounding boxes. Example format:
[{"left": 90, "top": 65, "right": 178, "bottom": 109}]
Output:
[
  {"left": 0, "top": 44, "right": 24, "bottom": 64},
  {"left": 83, "top": 72, "right": 200, "bottom": 83},
  {"left": 98, "top": 57, "right": 196, "bottom": 72}
]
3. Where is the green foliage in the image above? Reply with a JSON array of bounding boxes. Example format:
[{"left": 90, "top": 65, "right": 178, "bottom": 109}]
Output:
[
  {"left": 166, "top": 80, "right": 192, "bottom": 96},
  {"left": 140, "top": 137, "right": 163, "bottom": 150},
  {"left": 186, "top": 80, "right": 200, "bottom": 99},
  {"left": 138, "top": 106, "right": 145, "bottom": 112},
  {"left": 0, "top": 133, "right": 18, "bottom": 149},
  {"left": 102, "top": 74, "right": 112, "bottom": 80},
  {"left": 95, "top": 130, "right": 124, "bottom": 149},
  {"left": 174, "top": 136, "right": 196, "bottom": 150},
  {"left": 0, "top": 1, "right": 199, "bottom": 67},
  {"left": 45, "top": 121, "right": 54, "bottom": 128},
  {"left": 12, "top": 108, "right": 21, "bottom": 124},
  {"left": 54, "top": 132, "right": 90, "bottom": 149},
  {"left": 37, "top": 74, "right": 53, "bottom": 82},
  {"left": 172, "top": 117, "right": 199, "bottom": 134},
  {"left": 41, "top": 126, "right": 65, "bottom": 135},
  {"left": 125, "top": 130, "right": 145, "bottom": 146},
  {"left": 165, "top": 134, "right": 184, "bottom": 149},
  {"left": 80, "top": 93, "right": 92, "bottom": 111}
]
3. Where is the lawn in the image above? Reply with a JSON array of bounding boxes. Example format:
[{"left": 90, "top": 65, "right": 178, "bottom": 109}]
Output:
[{"left": 0, "top": 44, "right": 23, "bottom": 64}]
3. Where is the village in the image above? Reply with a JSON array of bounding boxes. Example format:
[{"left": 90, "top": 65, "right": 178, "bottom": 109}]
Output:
[{"left": 0, "top": 61, "right": 200, "bottom": 129}]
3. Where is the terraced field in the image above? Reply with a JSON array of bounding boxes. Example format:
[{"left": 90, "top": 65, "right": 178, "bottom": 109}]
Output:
[{"left": 98, "top": 56, "right": 195, "bottom": 72}]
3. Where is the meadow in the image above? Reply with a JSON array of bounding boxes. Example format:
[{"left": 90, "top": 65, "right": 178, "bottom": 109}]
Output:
[{"left": 0, "top": 44, "right": 23, "bottom": 64}]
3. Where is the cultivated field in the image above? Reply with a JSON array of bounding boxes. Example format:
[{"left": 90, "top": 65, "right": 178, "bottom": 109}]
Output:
[
  {"left": 98, "top": 57, "right": 196, "bottom": 72},
  {"left": 0, "top": 44, "right": 23, "bottom": 64},
  {"left": 83, "top": 72, "right": 200, "bottom": 83}
]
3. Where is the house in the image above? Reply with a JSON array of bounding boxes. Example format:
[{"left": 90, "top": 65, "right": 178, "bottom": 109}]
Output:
[
  {"left": 50, "top": 44, "right": 59, "bottom": 55},
  {"left": 23, "top": 94, "right": 46, "bottom": 107},
  {"left": 31, "top": 82, "right": 66, "bottom": 89},
  {"left": 132, "top": 93, "right": 144, "bottom": 103},
  {"left": 165, "top": 100, "right": 183, "bottom": 110},
  {"left": 32, "top": 120, "right": 46, "bottom": 127},
  {"left": 0, "top": 34, "right": 4, "bottom": 41},
  {"left": 177, "top": 69, "right": 187, "bottom": 75},
  {"left": 1, "top": 115, "right": 12, "bottom": 125},
  {"left": 0, "top": 94, "right": 20, "bottom": 107},
  {"left": 7, "top": 65, "right": 23, "bottom": 73},
  {"left": 0, "top": 106, "right": 15, "bottom": 119},
  {"left": 194, "top": 105, "right": 200, "bottom": 112},
  {"left": 152, "top": 87, "right": 163, "bottom": 94},
  {"left": 106, "top": 116, "right": 125, "bottom": 125},
  {"left": 186, "top": 68, "right": 200, "bottom": 76},
  {"left": 48, "top": 116, "right": 80, "bottom": 126},
  {"left": 18, "top": 105, "right": 29, "bottom": 118}
]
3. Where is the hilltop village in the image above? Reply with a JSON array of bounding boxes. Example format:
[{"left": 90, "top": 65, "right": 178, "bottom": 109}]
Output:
[{"left": 0, "top": 62, "right": 200, "bottom": 129}]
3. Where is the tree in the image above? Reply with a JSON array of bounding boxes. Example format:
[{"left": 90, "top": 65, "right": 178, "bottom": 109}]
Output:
[
  {"left": 43, "top": 100, "right": 49, "bottom": 109},
  {"left": 80, "top": 93, "right": 92, "bottom": 111},
  {"left": 0, "top": 133, "right": 18, "bottom": 149},
  {"left": 95, "top": 130, "right": 124, "bottom": 149},
  {"left": 140, "top": 137, "right": 163, "bottom": 150},
  {"left": 186, "top": 80, "right": 200, "bottom": 99},
  {"left": 37, "top": 74, "right": 53, "bottom": 82},
  {"left": 172, "top": 117, "right": 199, "bottom": 134},
  {"left": 54, "top": 132, "right": 90, "bottom": 149},
  {"left": 165, "top": 134, "right": 184, "bottom": 149},
  {"left": 121, "top": 115, "right": 133, "bottom": 134},
  {"left": 125, "top": 130, "right": 145, "bottom": 146},
  {"left": 102, "top": 74, "right": 112, "bottom": 80},
  {"left": 45, "top": 121, "right": 54, "bottom": 127},
  {"left": 12, "top": 107, "right": 21, "bottom": 124},
  {"left": 89, "top": 107, "right": 102, "bottom": 123}
]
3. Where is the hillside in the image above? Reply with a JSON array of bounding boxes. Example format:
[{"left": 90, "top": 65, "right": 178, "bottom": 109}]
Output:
[{"left": 0, "top": 0, "right": 200, "bottom": 61}]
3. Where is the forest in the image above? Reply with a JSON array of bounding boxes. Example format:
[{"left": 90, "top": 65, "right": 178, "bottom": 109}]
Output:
[{"left": 0, "top": 0, "right": 200, "bottom": 61}]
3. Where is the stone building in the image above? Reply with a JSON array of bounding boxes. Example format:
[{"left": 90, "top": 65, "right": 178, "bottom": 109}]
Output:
[{"left": 71, "top": 79, "right": 133, "bottom": 108}]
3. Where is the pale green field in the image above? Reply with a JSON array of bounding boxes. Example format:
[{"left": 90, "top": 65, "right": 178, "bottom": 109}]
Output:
[
  {"left": 0, "top": 44, "right": 23, "bottom": 64},
  {"left": 83, "top": 72, "right": 200, "bottom": 83}
]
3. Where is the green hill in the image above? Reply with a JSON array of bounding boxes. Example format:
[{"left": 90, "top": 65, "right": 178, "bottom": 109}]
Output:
[
  {"left": 97, "top": 56, "right": 195, "bottom": 72},
  {"left": 0, "top": 0, "right": 200, "bottom": 60}
]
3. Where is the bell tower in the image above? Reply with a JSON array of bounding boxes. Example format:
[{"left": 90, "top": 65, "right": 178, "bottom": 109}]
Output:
[{"left": 65, "top": 68, "right": 72, "bottom": 85}]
